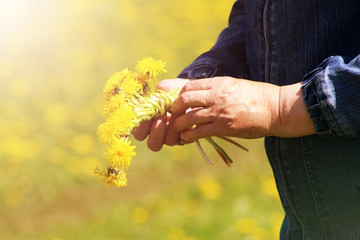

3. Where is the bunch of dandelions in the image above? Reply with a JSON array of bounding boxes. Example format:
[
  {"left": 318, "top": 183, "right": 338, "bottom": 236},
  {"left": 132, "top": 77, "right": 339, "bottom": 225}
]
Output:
[
  {"left": 96, "top": 57, "right": 248, "bottom": 188},
  {"left": 95, "top": 57, "right": 176, "bottom": 187}
]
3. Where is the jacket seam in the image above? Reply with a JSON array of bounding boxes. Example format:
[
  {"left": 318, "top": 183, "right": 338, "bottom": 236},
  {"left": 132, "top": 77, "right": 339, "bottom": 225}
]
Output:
[
  {"left": 263, "top": 0, "right": 271, "bottom": 83},
  {"left": 301, "top": 137, "right": 329, "bottom": 239},
  {"left": 274, "top": 137, "right": 307, "bottom": 239}
]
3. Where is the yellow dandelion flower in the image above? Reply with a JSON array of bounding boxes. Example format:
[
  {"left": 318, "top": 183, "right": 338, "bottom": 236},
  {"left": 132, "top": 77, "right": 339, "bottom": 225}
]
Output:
[
  {"left": 120, "top": 73, "right": 142, "bottom": 96},
  {"left": 98, "top": 103, "right": 137, "bottom": 144},
  {"left": 105, "top": 138, "right": 136, "bottom": 169},
  {"left": 135, "top": 57, "right": 167, "bottom": 79},
  {"left": 103, "top": 69, "right": 131, "bottom": 99},
  {"left": 108, "top": 104, "right": 137, "bottom": 135},
  {"left": 94, "top": 167, "right": 128, "bottom": 187},
  {"left": 97, "top": 120, "right": 119, "bottom": 145},
  {"left": 103, "top": 94, "right": 126, "bottom": 117}
]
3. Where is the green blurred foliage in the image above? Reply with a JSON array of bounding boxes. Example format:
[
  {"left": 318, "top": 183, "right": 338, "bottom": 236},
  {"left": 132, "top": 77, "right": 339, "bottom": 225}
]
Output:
[{"left": 0, "top": 0, "right": 283, "bottom": 239}]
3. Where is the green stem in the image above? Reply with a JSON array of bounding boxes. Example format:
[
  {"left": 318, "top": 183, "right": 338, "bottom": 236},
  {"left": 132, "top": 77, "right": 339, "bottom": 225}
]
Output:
[
  {"left": 205, "top": 137, "right": 233, "bottom": 165},
  {"left": 214, "top": 148, "right": 231, "bottom": 168},
  {"left": 217, "top": 136, "right": 249, "bottom": 152}
]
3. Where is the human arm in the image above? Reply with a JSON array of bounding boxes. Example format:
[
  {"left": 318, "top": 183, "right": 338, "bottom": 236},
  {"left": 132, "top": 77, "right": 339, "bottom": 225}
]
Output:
[{"left": 172, "top": 53, "right": 360, "bottom": 141}]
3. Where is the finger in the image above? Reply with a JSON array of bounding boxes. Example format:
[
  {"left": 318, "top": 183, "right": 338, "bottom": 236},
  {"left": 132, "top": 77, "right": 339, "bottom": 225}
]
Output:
[
  {"left": 180, "top": 123, "right": 217, "bottom": 142},
  {"left": 133, "top": 120, "right": 153, "bottom": 141},
  {"left": 147, "top": 114, "right": 167, "bottom": 152},
  {"left": 179, "top": 78, "right": 215, "bottom": 94},
  {"left": 157, "top": 78, "right": 189, "bottom": 92},
  {"left": 164, "top": 113, "right": 181, "bottom": 146},
  {"left": 173, "top": 108, "right": 215, "bottom": 132},
  {"left": 179, "top": 139, "right": 194, "bottom": 145},
  {"left": 172, "top": 90, "right": 213, "bottom": 114}
]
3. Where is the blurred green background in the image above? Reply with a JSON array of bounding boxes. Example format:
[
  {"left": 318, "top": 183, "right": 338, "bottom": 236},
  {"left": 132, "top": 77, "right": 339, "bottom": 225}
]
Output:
[{"left": 0, "top": 0, "right": 283, "bottom": 239}]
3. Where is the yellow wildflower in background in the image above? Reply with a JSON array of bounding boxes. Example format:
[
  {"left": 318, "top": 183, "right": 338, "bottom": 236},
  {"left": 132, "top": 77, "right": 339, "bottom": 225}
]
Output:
[
  {"left": 131, "top": 207, "right": 150, "bottom": 224},
  {"left": 196, "top": 175, "right": 223, "bottom": 200}
]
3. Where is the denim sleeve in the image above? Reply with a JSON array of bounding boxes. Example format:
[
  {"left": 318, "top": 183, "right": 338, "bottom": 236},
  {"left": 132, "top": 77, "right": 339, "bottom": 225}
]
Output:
[
  {"left": 177, "top": 0, "right": 250, "bottom": 79},
  {"left": 302, "top": 55, "right": 360, "bottom": 137}
]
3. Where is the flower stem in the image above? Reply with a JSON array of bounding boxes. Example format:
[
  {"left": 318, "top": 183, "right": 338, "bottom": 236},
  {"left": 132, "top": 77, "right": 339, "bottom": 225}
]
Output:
[
  {"left": 217, "top": 136, "right": 249, "bottom": 152},
  {"left": 205, "top": 137, "right": 233, "bottom": 166},
  {"left": 195, "top": 140, "right": 213, "bottom": 166}
]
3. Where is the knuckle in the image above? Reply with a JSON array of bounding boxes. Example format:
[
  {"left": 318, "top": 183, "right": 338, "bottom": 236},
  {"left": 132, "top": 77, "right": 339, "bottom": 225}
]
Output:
[
  {"left": 179, "top": 92, "right": 190, "bottom": 105},
  {"left": 206, "top": 90, "right": 215, "bottom": 105},
  {"left": 207, "top": 107, "right": 217, "bottom": 120},
  {"left": 185, "top": 111, "right": 195, "bottom": 125},
  {"left": 218, "top": 105, "right": 231, "bottom": 117},
  {"left": 217, "top": 90, "right": 229, "bottom": 105},
  {"left": 181, "top": 82, "right": 192, "bottom": 92}
]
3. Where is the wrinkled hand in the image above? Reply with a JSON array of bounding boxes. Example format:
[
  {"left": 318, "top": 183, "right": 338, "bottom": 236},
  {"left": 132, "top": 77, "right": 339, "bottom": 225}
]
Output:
[
  {"left": 133, "top": 76, "right": 315, "bottom": 151},
  {"left": 132, "top": 78, "right": 189, "bottom": 151},
  {"left": 172, "top": 77, "right": 315, "bottom": 142}
]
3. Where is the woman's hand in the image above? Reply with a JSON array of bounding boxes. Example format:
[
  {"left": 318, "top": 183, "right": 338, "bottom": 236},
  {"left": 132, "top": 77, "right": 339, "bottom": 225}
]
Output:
[
  {"left": 133, "top": 76, "right": 315, "bottom": 151},
  {"left": 171, "top": 77, "right": 315, "bottom": 142}
]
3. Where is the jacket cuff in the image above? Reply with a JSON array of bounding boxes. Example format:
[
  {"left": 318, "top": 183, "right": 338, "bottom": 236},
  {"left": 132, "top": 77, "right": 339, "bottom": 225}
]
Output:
[
  {"left": 301, "top": 57, "right": 352, "bottom": 137},
  {"left": 302, "top": 72, "right": 333, "bottom": 136}
]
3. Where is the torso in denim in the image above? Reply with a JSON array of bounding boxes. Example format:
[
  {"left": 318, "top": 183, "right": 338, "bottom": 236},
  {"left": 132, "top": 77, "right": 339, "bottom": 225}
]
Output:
[{"left": 178, "top": 1, "right": 360, "bottom": 239}]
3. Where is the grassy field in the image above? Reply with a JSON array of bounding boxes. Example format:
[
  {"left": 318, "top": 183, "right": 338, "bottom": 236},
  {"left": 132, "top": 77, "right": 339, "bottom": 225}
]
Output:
[{"left": 0, "top": 0, "right": 283, "bottom": 239}]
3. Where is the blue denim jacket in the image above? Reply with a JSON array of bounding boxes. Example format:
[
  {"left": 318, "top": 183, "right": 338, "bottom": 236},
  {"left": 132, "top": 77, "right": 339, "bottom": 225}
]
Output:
[{"left": 178, "top": 1, "right": 360, "bottom": 239}]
